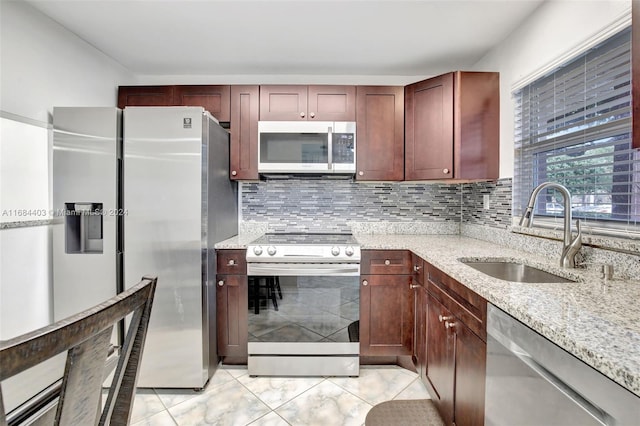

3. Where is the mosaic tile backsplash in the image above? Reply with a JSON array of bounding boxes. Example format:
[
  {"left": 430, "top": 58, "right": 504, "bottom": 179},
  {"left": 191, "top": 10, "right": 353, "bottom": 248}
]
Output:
[
  {"left": 240, "top": 177, "right": 514, "bottom": 233},
  {"left": 461, "top": 178, "right": 513, "bottom": 229}
]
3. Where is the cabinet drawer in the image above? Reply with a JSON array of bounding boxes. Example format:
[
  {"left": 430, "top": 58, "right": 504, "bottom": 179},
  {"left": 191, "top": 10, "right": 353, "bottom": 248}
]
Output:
[
  {"left": 426, "top": 263, "right": 486, "bottom": 341},
  {"left": 361, "top": 250, "right": 411, "bottom": 275},
  {"left": 216, "top": 249, "right": 247, "bottom": 274}
]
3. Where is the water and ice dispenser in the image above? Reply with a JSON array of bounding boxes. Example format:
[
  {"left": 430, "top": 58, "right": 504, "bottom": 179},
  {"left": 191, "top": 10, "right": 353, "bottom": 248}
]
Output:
[{"left": 64, "top": 202, "right": 104, "bottom": 254}]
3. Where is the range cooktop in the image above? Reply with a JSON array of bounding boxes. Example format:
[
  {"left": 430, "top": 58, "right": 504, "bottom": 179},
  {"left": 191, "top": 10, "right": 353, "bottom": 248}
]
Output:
[{"left": 249, "top": 232, "right": 358, "bottom": 246}]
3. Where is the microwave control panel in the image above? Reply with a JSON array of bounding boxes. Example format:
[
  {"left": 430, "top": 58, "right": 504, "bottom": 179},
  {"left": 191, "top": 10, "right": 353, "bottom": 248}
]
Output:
[{"left": 332, "top": 133, "right": 355, "bottom": 164}]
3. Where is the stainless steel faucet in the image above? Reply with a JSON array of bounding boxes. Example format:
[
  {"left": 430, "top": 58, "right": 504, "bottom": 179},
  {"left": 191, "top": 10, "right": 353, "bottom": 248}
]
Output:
[{"left": 519, "top": 182, "right": 582, "bottom": 268}]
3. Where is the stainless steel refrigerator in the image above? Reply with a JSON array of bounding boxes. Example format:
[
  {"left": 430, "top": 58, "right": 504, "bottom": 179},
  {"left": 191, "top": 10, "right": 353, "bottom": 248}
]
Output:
[
  {"left": 123, "top": 106, "right": 238, "bottom": 388},
  {"left": 53, "top": 107, "right": 122, "bottom": 321}
]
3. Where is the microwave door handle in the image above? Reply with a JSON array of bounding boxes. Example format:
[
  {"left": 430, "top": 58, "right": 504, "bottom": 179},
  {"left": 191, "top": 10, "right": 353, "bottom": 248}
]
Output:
[{"left": 327, "top": 125, "right": 333, "bottom": 171}]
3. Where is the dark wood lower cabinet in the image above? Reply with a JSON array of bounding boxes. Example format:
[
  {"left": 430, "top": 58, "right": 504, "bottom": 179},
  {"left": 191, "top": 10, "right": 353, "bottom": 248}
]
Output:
[
  {"left": 413, "top": 283, "right": 428, "bottom": 384},
  {"left": 426, "top": 294, "right": 455, "bottom": 425},
  {"left": 422, "top": 262, "right": 487, "bottom": 426},
  {"left": 216, "top": 274, "right": 248, "bottom": 358},
  {"left": 454, "top": 318, "right": 486, "bottom": 426},
  {"left": 360, "top": 274, "right": 413, "bottom": 356}
]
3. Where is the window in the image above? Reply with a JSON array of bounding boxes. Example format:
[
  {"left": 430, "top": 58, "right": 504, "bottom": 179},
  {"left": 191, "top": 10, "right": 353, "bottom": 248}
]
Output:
[{"left": 514, "top": 27, "right": 639, "bottom": 234}]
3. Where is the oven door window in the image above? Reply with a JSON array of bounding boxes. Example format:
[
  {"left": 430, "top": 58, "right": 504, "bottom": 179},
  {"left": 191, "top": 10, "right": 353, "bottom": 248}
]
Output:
[
  {"left": 259, "top": 133, "right": 328, "bottom": 164},
  {"left": 248, "top": 275, "right": 359, "bottom": 343}
]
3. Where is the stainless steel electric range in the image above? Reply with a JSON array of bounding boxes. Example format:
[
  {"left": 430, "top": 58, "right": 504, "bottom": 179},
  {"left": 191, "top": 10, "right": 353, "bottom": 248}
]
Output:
[{"left": 246, "top": 233, "right": 361, "bottom": 377}]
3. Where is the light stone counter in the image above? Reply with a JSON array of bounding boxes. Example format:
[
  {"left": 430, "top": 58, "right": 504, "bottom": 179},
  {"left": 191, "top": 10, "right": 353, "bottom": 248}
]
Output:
[
  {"left": 355, "top": 234, "right": 640, "bottom": 398},
  {"left": 214, "top": 233, "right": 263, "bottom": 249},
  {"left": 214, "top": 232, "right": 640, "bottom": 398}
]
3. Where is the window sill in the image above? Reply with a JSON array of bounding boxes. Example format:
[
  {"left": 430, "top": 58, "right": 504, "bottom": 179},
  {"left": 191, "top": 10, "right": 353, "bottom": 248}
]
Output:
[{"left": 510, "top": 220, "right": 640, "bottom": 255}]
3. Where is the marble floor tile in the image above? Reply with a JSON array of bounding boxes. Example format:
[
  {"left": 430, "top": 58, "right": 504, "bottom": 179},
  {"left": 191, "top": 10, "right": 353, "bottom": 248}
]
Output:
[
  {"left": 246, "top": 411, "right": 290, "bottom": 426},
  {"left": 168, "top": 379, "right": 270, "bottom": 426},
  {"left": 155, "top": 368, "right": 237, "bottom": 409},
  {"left": 394, "top": 377, "right": 431, "bottom": 400},
  {"left": 131, "top": 389, "right": 167, "bottom": 423},
  {"left": 131, "top": 409, "right": 177, "bottom": 426},
  {"left": 275, "top": 380, "right": 372, "bottom": 426},
  {"left": 329, "top": 366, "right": 419, "bottom": 405},
  {"left": 237, "top": 375, "right": 324, "bottom": 409},
  {"left": 135, "top": 364, "right": 430, "bottom": 425}
]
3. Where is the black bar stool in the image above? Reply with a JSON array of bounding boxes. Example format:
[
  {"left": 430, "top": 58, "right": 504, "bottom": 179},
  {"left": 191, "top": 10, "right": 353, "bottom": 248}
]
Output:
[{"left": 249, "top": 276, "right": 281, "bottom": 314}]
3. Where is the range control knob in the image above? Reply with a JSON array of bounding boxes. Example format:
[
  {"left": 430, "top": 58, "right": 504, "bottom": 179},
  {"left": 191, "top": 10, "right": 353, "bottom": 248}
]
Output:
[
  {"left": 267, "top": 246, "right": 277, "bottom": 256},
  {"left": 331, "top": 246, "right": 341, "bottom": 256},
  {"left": 345, "top": 246, "right": 354, "bottom": 257},
  {"left": 253, "top": 246, "right": 263, "bottom": 256}
]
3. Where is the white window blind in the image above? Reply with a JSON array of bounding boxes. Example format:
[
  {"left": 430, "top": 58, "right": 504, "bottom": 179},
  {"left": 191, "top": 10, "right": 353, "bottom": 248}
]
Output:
[{"left": 514, "top": 27, "right": 639, "bottom": 232}]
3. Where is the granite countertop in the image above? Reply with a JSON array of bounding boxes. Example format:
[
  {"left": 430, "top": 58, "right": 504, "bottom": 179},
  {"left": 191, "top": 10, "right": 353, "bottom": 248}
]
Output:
[{"left": 215, "top": 233, "right": 640, "bottom": 397}]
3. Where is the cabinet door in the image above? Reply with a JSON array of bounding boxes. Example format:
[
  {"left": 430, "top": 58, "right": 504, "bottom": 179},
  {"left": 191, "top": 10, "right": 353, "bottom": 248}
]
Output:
[
  {"left": 454, "top": 319, "right": 486, "bottom": 426},
  {"left": 216, "top": 274, "right": 248, "bottom": 357},
  {"left": 414, "top": 283, "right": 428, "bottom": 383},
  {"left": 426, "top": 294, "right": 455, "bottom": 425},
  {"left": 117, "top": 86, "right": 175, "bottom": 109},
  {"left": 230, "top": 85, "right": 259, "bottom": 180},
  {"left": 307, "top": 85, "right": 356, "bottom": 121},
  {"left": 355, "top": 86, "right": 404, "bottom": 181},
  {"left": 404, "top": 73, "right": 454, "bottom": 180},
  {"left": 174, "top": 85, "right": 231, "bottom": 122},
  {"left": 259, "top": 85, "right": 308, "bottom": 120},
  {"left": 360, "top": 274, "right": 414, "bottom": 356}
]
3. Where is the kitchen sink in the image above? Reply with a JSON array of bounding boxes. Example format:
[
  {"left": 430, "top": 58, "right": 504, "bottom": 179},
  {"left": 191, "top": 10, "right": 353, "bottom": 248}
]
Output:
[{"left": 460, "top": 259, "right": 575, "bottom": 283}]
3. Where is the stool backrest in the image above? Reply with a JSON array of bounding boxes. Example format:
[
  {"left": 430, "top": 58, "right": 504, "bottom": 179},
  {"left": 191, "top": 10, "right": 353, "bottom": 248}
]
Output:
[{"left": 0, "top": 276, "right": 157, "bottom": 426}]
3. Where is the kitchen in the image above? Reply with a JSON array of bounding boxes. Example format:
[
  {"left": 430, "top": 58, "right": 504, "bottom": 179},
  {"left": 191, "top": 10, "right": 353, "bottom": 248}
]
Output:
[{"left": 1, "top": 0, "right": 640, "bottom": 425}]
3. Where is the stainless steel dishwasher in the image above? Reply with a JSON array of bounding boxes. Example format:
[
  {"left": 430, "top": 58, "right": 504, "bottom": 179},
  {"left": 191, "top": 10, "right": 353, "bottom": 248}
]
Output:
[{"left": 485, "top": 304, "right": 639, "bottom": 426}]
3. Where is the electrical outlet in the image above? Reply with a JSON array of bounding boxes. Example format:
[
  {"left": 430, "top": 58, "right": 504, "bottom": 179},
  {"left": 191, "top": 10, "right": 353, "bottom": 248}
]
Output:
[{"left": 483, "top": 194, "right": 490, "bottom": 210}]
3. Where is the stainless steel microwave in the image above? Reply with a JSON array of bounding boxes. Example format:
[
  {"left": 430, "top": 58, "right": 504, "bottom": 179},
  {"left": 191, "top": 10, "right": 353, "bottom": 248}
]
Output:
[{"left": 258, "top": 121, "right": 356, "bottom": 174}]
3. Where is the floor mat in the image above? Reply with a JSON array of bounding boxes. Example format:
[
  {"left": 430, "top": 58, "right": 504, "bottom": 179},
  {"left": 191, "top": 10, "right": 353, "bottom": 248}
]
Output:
[{"left": 365, "top": 399, "right": 445, "bottom": 426}]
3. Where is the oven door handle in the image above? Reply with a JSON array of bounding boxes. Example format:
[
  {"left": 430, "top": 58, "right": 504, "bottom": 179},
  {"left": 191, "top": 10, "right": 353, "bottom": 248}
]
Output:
[{"left": 247, "top": 263, "right": 360, "bottom": 276}]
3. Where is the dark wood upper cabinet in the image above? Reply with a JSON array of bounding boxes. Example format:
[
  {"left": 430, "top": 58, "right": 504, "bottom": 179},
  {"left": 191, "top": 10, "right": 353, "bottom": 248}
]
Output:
[
  {"left": 307, "top": 85, "right": 356, "bottom": 121},
  {"left": 118, "top": 85, "right": 231, "bottom": 122},
  {"left": 355, "top": 86, "right": 405, "bottom": 181},
  {"left": 405, "top": 71, "right": 499, "bottom": 181},
  {"left": 633, "top": 0, "right": 640, "bottom": 149},
  {"left": 173, "top": 85, "right": 230, "bottom": 122},
  {"left": 259, "top": 85, "right": 308, "bottom": 121},
  {"left": 405, "top": 74, "right": 454, "bottom": 180},
  {"left": 230, "top": 85, "right": 259, "bottom": 180},
  {"left": 117, "top": 86, "right": 175, "bottom": 109},
  {"left": 259, "top": 85, "right": 355, "bottom": 121}
]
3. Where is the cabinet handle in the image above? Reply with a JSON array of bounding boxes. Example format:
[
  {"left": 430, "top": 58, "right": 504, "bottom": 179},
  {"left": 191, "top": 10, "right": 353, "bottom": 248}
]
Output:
[
  {"left": 384, "top": 260, "right": 391, "bottom": 266},
  {"left": 310, "top": 112, "right": 315, "bottom": 118},
  {"left": 300, "top": 112, "right": 306, "bottom": 118},
  {"left": 227, "top": 259, "right": 236, "bottom": 266},
  {"left": 438, "top": 314, "right": 453, "bottom": 323},
  {"left": 414, "top": 265, "right": 421, "bottom": 272},
  {"left": 443, "top": 168, "right": 450, "bottom": 174},
  {"left": 410, "top": 284, "right": 420, "bottom": 289},
  {"left": 362, "top": 280, "right": 369, "bottom": 286},
  {"left": 231, "top": 170, "right": 237, "bottom": 176},
  {"left": 358, "top": 171, "right": 364, "bottom": 176},
  {"left": 445, "top": 321, "right": 456, "bottom": 330},
  {"left": 217, "top": 280, "right": 224, "bottom": 287}
]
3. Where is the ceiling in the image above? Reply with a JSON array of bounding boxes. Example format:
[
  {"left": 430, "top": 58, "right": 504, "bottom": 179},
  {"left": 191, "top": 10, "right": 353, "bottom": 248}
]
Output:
[{"left": 25, "top": 0, "right": 544, "bottom": 78}]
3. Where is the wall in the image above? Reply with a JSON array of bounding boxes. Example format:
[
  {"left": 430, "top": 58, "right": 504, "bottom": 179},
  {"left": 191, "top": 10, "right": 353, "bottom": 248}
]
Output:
[
  {"left": 471, "top": 0, "right": 631, "bottom": 178},
  {"left": 0, "top": 1, "right": 134, "bottom": 123},
  {"left": 0, "top": 1, "right": 134, "bottom": 340}
]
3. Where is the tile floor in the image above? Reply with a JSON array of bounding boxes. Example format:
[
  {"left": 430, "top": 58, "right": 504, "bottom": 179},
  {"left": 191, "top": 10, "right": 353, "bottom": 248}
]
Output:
[{"left": 130, "top": 365, "right": 431, "bottom": 426}]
